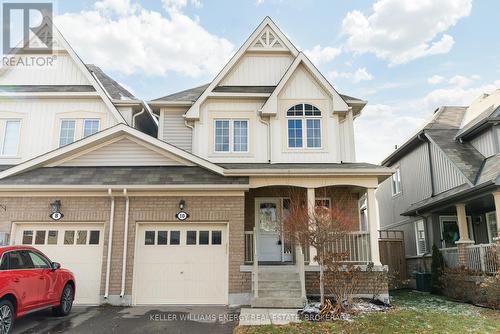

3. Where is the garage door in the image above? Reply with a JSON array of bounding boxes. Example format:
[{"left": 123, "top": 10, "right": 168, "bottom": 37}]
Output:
[
  {"left": 134, "top": 223, "right": 228, "bottom": 305},
  {"left": 14, "top": 223, "right": 104, "bottom": 305}
]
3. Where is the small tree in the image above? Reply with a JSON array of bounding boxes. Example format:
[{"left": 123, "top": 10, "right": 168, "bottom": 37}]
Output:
[
  {"left": 430, "top": 244, "right": 445, "bottom": 294},
  {"left": 282, "top": 189, "right": 353, "bottom": 306}
]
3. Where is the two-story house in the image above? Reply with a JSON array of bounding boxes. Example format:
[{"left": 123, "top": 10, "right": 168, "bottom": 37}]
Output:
[
  {"left": 377, "top": 91, "right": 500, "bottom": 283},
  {"left": 0, "top": 17, "right": 392, "bottom": 307}
]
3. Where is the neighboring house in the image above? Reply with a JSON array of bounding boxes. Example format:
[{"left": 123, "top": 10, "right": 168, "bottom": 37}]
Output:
[
  {"left": 377, "top": 91, "right": 500, "bottom": 279},
  {"left": 0, "top": 17, "right": 392, "bottom": 307},
  {"left": 0, "top": 23, "right": 157, "bottom": 165}
]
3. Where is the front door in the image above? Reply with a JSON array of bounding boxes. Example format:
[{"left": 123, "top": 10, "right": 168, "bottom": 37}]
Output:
[{"left": 256, "top": 198, "right": 282, "bottom": 262}]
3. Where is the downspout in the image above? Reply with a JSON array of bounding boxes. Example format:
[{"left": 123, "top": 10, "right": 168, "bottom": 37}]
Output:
[
  {"left": 132, "top": 108, "right": 146, "bottom": 128},
  {"left": 104, "top": 188, "right": 115, "bottom": 300},
  {"left": 120, "top": 189, "right": 129, "bottom": 299}
]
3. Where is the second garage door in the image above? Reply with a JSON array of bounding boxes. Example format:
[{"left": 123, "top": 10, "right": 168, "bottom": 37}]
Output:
[{"left": 134, "top": 223, "right": 228, "bottom": 305}]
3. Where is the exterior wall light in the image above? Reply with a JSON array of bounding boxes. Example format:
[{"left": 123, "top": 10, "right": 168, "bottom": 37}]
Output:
[
  {"left": 179, "top": 199, "right": 186, "bottom": 210},
  {"left": 49, "top": 200, "right": 64, "bottom": 221}
]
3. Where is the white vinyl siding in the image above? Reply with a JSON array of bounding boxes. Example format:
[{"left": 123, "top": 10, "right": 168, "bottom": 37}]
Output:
[
  {"left": 1, "top": 120, "right": 21, "bottom": 156},
  {"left": 59, "top": 137, "right": 185, "bottom": 166},
  {"left": 415, "top": 219, "right": 427, "bottom": 255},
  {"left": 161, "top": 110, "right": 192, "bottom": 152},
  {"left": 470, "top": 129, "right": 496, "bottom": 158},
  {"left": 214, "top": 119, "right": 248, "bottom": 153}
]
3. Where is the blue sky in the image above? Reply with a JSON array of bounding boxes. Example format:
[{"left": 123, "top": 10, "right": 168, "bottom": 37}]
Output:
[{"left": 46, "top": 1, "right": 500, "bottom": 162}]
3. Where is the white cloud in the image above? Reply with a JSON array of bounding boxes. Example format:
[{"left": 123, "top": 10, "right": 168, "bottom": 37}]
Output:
[
  {"left": 56, "top": 0, "right": 232, "bottom": 77},
  {"left": 256, "top": 0, "right": 265, "bottom": 4},
  {"left": 355, "top": 104, "right": 426, "bottom": 163},
  {"left": 342, "top": 0, "right": 472, "bottom": 65},
  {"left": 328, "top": 67, "right": 373, "bottom": 83},
  {"left": 428, "top": 75, "right": 444, "bottom": 85},
  {"left": 305, "top": 45, "right": 341, "bottom": 65}
]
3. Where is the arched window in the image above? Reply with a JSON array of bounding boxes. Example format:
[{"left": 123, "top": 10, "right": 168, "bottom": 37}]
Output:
[{"left": 286, "top": 103, "right": 321, "bottom": 148}]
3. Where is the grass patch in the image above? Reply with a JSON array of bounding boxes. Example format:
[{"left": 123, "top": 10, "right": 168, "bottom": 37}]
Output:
[{"left": 234, "top": 290, "right": 500, "bottom": 334}]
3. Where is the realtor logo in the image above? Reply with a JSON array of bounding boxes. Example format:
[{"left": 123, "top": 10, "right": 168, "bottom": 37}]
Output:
[{"left": 2, "top": 2, "right": 53, "bottom": 55}]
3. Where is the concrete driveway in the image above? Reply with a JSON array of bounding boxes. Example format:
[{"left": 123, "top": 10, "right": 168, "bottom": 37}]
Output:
[{"left": 13, "top": 305, "right": 240, "bottom": 334}]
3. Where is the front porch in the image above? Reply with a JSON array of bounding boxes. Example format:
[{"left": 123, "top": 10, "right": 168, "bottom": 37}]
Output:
[{"left": 240, "top": 183, "right": 385, "bottom": 307}]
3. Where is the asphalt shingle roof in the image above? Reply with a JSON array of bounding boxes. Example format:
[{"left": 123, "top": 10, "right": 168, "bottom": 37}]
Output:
[
  {"left": 0, "top": 166, "right": 248, "bottom": 185},
  {"left": 86, "top": 64, "right": 136, "bottom": 100},
  {"left": 219, "top": 162, "right": 386, "bottom": 169},
  {"left": 476, "top": 154, "right": 500, "bottom": 185}
]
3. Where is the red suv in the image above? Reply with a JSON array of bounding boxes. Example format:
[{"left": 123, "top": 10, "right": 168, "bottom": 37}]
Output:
[{"left": 0, "top": 246, "right": 75, "bottom": 334}]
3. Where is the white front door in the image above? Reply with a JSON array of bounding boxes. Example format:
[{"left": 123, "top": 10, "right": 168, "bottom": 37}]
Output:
[
  {"left": 256, "top": 198, "right": 282, "bottom": 262},
  {"left": 486, "top": 211, "right": 498, "bottom": 243},
  {"left": 133, "top": 223, "right": 228, "bottom": 305},
  {"left": 14, "top": 223, "right": 104, "bottom": 305}
]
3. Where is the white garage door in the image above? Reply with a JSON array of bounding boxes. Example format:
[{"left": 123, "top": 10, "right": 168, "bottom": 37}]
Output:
[
  {"left": 14, "top": 223, "right": 104, "bottom": 305},
  {"left": 134, "top": 223, "right": 228, "bottom": 305}
]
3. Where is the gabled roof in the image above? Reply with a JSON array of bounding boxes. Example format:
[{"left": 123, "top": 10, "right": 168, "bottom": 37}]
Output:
[
  {"left": 153, "top": 83, "right": 209, "bottom": 103},
  {"left": 0, "top": 18, "right": 127, "bottom": 124},
  {"left": 455, "top": 105, "right": 500, "bottom": 140},
  {"left": 86, "top": 64, "right": 136, "bottom": 100},
  {"left": 259, "top": 52, "right": 349, "bottom": 116},
  {"left": 184, "top": 17, "right": 299, "bottom": 119},
  {"left": 0, "top": 124, "right": 225, "bottom": 180}
]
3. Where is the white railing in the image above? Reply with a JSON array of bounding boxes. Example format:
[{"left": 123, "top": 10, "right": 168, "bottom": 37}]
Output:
[
  {"left": 466, "top": 244, "right": 497, "bottom": 273},
  {"left": 441, "top": 244, "right": 497, "bottom": 273},
  {"left": 252, "top": 227, "right": 258, "bottom": 298},
  {"left": 244, "top": 231, "right": 254, "bottom": 264},
  {"left": 323, "top": 231, "right": 371, "bottom": 263},
  {"left": 441, "top": 247, "right": 459, "bottom": 268}
]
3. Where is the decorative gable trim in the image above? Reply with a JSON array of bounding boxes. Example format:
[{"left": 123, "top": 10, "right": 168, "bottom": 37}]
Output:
[
  {"left": 248, "top": 25, "right": 289, "bottom": 52},
  {"left": 184, "top": 17, "right": 299, "bottom": 120},
  {"left": 0, "top": 124, "right": 224, "bottom": 179},
  {"left": 260, "top": 53, "right": 349, "bottom": 116}
]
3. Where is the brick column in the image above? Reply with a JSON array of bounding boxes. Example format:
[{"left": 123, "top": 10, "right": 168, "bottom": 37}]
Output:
[{"left": 455, "top": 203, "right": 474, "bottom": 267}]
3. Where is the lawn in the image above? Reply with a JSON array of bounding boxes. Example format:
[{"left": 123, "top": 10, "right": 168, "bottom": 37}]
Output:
[{"left": 234, "top": 290, "right": 500, "bottom": 334}]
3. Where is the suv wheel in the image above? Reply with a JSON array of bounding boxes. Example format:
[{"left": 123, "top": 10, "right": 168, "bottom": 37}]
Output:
[
  {"left": 0, "top": 300, "right": 14, "bottom": 334},
  {"left": 52, "top": 284, "right": 74, "bottom": 317}
]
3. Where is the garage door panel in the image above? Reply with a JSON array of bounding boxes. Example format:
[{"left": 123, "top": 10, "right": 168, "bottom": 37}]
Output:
[
  {"left": 15, "top": 223, "right": 104, "bottom": 305},
  {"left": 134, "top": 224, "right": 228, "bottom": 305}
]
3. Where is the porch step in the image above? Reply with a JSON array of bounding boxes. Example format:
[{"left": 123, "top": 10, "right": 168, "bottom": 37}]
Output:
[
  {"left": 251, "top": 297, "right": 304, "bottom": 308},
  {"left": 251, "top": 265, "right": 304, "bottom": 308}
]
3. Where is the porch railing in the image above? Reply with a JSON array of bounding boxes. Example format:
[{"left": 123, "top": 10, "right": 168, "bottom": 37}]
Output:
[
  {"left": 441, "top": 244, "right": 497, "bottom": 273},
  {"left": 323, "top": 232, "right": 371, "bottom": 263},
  {"left": 244, "top": 231, "right": 371, "bottom": 264}
]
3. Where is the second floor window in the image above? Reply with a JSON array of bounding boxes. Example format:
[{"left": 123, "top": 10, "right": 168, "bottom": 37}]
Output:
[
  {"left": 415, "top": 219, "right": 427, "bottom": 255},
  {"left": 1, "top": 119, "right": 21, "bottom": 156},
  {"left": 286, "top": 104, "right": 321, "bottom": 149},
  {"left": 83, "top": 119, "right": 100, "bottom": 138},
  {"left": 214, "top": 119, "right": 248, "bottom": 153},
  {"left": 59, "top": 120, "right": 76, "bottom": 147},
  {"left": 391, "top": 167, "right": 402, "bottom": 196}
]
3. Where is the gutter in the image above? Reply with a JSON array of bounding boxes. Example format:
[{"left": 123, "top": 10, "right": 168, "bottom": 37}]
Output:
[
  {"left": 104, "top": 188, "right": 115, "bottom": 300},
  {"left": 120, "top": 189, "right": 129, "bottom": 299}
]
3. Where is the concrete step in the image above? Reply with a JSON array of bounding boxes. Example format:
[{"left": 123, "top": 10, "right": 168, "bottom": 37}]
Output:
[
  {"left": 258, "top": 281, "right": 301, "bottom": 289},
  {"left": 258, "top": 288, "right": 302, "bottom": 298},
  {"left": 251, "top": 297, "right": 305, "bottom": 308},
  {"left": 258, "top": 272, "right": 300, "bottom": 281},
  {"left": 258, "top": 265, "right": 298, "bottom": 272}
]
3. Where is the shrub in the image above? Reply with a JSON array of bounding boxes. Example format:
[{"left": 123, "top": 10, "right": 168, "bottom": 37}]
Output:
[{"left": 430, "top": 245, "right": 445, "bottom": 294}]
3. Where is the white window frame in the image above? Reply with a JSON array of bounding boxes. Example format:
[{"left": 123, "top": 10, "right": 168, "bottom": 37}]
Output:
[
  {"left": 391, "top": 167, "right": 402, "bottom": 196},
  {"left": 485, "top": 211, "right": 497, "bottom": 243},
  {"left": 59, "top": 119, "right": 76, "bottom": 147},
  {"left": 0, "top": 119, "right": 21, "bottom": 157},
  {"left": 439, "top": 215, "right": 474, "bottom": 248},
  {"left": 315, "top": 197, "right": 331, "bottom": 209},
  {"left": 414, "top": 219, "right": 427, "bottom": 255},
  {"left": 83, "top": 119, "right": 100, "bottom": 138},
  {"left": 286, "top": 103, "right": 322, "bottom": 149},
  {"left": 213, "top": 119, "right": 249, "bottom": 153}
]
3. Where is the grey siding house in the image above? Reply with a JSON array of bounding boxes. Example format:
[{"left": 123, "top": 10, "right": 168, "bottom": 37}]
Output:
[{"left": 377, "top": 91, "right": 500, "bottom": 278}]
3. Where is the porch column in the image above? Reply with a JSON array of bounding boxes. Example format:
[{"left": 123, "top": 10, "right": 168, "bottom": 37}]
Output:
[
  {"left": 366, "top": 187, "right": 382, "bottom": 266},
  {"left": 493, "top": 192, "right": 500, "bottom": 267},
  {"left": 455, "top": 203, "right": 474, "bottom": 267},
  {"left": 307, "top": 187, "right": 317, "bottom": 265}
]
